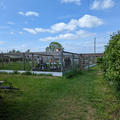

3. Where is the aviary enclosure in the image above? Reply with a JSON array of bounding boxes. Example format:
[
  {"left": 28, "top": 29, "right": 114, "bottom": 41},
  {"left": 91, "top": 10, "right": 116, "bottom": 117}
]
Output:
[{"left": 0, "top": 51, "right": 103, "bottom": 76}]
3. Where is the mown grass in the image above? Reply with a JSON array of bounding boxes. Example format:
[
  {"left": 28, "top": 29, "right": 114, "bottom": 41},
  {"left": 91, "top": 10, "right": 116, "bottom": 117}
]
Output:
[
  {"left": 0, "top": 61, "right": 33, "bottom": 71},
  {"left": 0, "top": 66, "right": 120, "bottom": 120}
]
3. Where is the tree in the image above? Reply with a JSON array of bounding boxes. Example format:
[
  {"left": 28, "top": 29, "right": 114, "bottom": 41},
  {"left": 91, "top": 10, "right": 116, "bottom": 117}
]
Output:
[
  {"left": 102, "top": 31, "right": 120, "bottom": 89},
  {"left": 25, "top": 49, "right": 30, "bottom": 53},
  {"left": 46, "top": 42, "right": 64, "bottom": 52},
  {"left": 9, "top": 49, "right": 20, "bottom": 53}
]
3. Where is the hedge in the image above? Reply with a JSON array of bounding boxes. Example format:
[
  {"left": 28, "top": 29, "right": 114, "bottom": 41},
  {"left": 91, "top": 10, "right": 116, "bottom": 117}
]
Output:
[{"left": 102, "top": 31, "right": 120, "bottom": 89}]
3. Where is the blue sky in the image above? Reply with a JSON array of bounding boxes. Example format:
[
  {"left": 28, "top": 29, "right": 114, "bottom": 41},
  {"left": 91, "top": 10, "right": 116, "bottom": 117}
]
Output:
[{"left": 0, "top": 0, "right": 120, "bottom": 53}]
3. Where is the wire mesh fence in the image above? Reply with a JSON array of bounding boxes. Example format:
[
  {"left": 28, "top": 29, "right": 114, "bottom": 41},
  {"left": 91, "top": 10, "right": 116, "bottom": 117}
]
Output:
[{"left": 0, "top": 51, "right": 103, "bottom": 73}]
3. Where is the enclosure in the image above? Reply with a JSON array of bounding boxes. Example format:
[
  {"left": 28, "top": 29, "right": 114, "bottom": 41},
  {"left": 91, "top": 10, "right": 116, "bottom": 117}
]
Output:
[{"left": 0, "top": 51, "right": 103, "bottom": 75}]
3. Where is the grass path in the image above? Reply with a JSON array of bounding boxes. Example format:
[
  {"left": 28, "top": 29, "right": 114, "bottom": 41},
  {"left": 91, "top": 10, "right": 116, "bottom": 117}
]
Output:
[{"left": 0, "top": 66, "right": 120, "bottom": 120}]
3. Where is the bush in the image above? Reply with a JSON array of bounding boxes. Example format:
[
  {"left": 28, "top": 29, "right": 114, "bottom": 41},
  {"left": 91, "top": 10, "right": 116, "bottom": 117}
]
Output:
[
  {"left": 13, "top": 70, "right": 19, "bottom": 74},
  {"left": 22, "top": 71, "right": 32, "bottom": 75},
  {"left": 102, "top": 31, "right": 120, "bottom": 90},
  {"left": 97, "top": 57, "right": 103, "bottom": 64}
]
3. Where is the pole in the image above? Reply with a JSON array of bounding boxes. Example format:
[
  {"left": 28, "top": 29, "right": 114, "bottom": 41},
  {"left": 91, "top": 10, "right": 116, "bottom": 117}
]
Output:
[
  {"left": 94, "top": 37, "right": 96, "bottom": 53},
  {"left": 22, "top": 53, "right": 25, "bottom": 70},
  {"left": 79, "top": 54, "right": 83, "bottom": 70},
  {"left": 72, "top": 54, "right": 74, "bottom": 69},
  {"left": 60, "top": 50, "right": 64, "bottom": 72},
  {"left": 32, "top": 53, "right": 34, "bottom": 71}
]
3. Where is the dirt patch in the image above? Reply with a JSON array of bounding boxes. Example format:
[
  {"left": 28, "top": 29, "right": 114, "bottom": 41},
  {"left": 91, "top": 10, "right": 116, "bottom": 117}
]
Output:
[{"left": 86, "top": 106, "right": 96, "bottom": 120}]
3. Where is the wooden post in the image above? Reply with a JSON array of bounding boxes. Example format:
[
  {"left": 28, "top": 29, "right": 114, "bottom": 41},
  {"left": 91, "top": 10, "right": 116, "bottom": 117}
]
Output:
[
  {"left": 94, "top": 37, "right": 96, "bottom": 53},
  {"left": 60, "top": 50, "right": 64, "bottom": 72},
  {"left": 32, "top": 53, "right": 34, "bottom": 71},
  {"left": 83, "top": 55, "right": 85, "bottom": 70},
  {"left": 52, "top": 56, "right": 55, "bottom": 70},
  {"left": 72, "top": 54, "right": 74, "bottom": 69},
  {"left": 78, "top": 54, "right": 81, "bottom": 70},
  {"left": 79, "top": 54, "right": 83, "bottom": 70},
  {"left": 87, "top": 56, "right": 90, "bottom": 70},
  {"left": 92, "top": 56, "right": 94, "bottom": 64},
  {"left": 8, "top": 57, "right": 11, "bottom": 64},
  {"left": 94, "top": 56, "right": 96, "bottom": 64},
  {"left": 22, "top": 53, "right": 25, "bottom": 70},
  {"left": 1, "top": 53, "right": 4, "bottom": 68}
]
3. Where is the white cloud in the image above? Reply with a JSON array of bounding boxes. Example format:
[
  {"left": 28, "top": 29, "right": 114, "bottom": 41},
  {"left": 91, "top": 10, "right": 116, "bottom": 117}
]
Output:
[
  {"left": 23, "top": 14, "right": 103, "bottom": 34},
  {"left": 39, "top": 30, "right": 95, "bottom": 42},
  {"left": 39, "top": 33, "right": 75, "bottom": 41},
  {"left": 61, "top": 0, "right": 81, "bottom": 5},
  {"left": 78, "top": 15, "right": 103, "bottom": 28},
  {"left": 102, "top": 0, "right": 114, "bottom": 9},
  {"left": 91, "top": 0, "right": 114, "bottom": 10},
  {"left": 8, "top": 21, "right": 15, "bottom": 25},
  {"left": 0, "top": 41, "right": 5, "bottom": 45},
  {"left": 91, "top": 0, "right": 100, "bottom": 10},
  {"left": 75, "top": 30, "right": 96, "bottom": 38},
  {"left": 24, "top": 28, "right": 37, "bottom": 34},
  {"left": 50, "top": 21, "right": 76, "bottom": 33},
  {"left": 35, "top": 28, "right": 51, "bottom": 33},
  {"left": 18, "top": 32, "right": 23, "bottom": 35},
  {"left": 18, "top": 11, "right": 39, "bottom": 16},
  {"left": 10, "top": 32, "right": 14, "bottom": 35}
]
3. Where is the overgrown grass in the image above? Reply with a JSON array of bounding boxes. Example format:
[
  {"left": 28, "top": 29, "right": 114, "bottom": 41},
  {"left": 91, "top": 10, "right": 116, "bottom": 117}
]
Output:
[{"left": 0, "top": 66, "right": 120, "bottom": 120}]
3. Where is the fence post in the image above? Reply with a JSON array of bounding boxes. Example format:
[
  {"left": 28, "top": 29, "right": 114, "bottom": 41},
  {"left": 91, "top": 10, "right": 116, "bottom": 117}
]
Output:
[
  {"left": 87, "top": 56, "right": 90, "bottom": 70},
  {"left": 22, "top": 53, "right": 25, "bottom": 70},
  {"left": 79, "top": 54, "right": 82, "bottom": 70},
  {"left": 82, "top": 55, "right": 85, "bottom": 70},
  {"left": 1, "top": 53, "right": 4, "bottom": 68},
  {"left": 78, "top": 54, "right": 81, "bottom": 70},
  {"left": 60, "top": 50, "right": 64, "bottom": 72},
  {"left": 94, "top": 56, "right": 96, "bottom": 64},
  {"left": 32, "top": 53, "right": 34, "bottom": 71},
  {"left": 72, "top": 54, "right": 74, "bottom": 69},
  {"left": 52, "top": 56, "right": 55, "bottom": 70},
  {"left": 8, "top": 57, "right": 11, "bottom": 64}
]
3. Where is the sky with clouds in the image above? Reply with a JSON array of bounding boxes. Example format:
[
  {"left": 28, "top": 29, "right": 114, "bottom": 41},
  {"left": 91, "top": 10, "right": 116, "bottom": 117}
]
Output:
[{"left": 0, "top": 0, "right": 120, "bottom": 53}]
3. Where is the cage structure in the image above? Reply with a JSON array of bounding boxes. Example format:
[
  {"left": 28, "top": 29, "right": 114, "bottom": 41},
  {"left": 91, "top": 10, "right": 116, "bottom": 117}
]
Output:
[{"left": 0, "top": 51, "right": 103, "bottom": 76}]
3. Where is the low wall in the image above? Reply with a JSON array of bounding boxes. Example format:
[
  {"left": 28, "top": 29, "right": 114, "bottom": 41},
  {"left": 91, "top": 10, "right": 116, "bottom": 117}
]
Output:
[{"left": 0, "top": 70, "right": 62, "bottom": 77}]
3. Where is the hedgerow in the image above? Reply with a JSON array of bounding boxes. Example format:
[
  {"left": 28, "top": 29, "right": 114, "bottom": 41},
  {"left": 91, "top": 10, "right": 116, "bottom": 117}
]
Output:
[{"left": 102, "top": 31, "right": 120, "bottom": 89}]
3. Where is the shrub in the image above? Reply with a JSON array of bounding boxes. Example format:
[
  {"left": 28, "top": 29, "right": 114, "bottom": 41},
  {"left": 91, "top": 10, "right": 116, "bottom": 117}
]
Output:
[
  {"left": 22, "top": 71, "right": 32, "bottom": 75},
  {"left": 97, "top": 57, "right": 103, "bottom": 64},
  {"left": 13, "top": 70, "right": 19, "bottom": 74},
  {"left": 102, "top": 31, "right": 120, "bottom": 90}
]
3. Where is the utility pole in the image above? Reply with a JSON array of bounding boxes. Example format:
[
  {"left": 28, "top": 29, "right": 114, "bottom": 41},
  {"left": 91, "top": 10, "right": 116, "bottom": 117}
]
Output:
[{"left": 94, "top": 37, "right": 96, "bottom": 53}]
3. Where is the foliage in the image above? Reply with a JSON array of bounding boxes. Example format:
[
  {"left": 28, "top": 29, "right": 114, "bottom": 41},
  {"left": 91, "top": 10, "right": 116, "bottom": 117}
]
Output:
[
  {"left": 97, "top": 57, "right": 103, "bottom": 64},
  {"left": 25, "top": 49, "right": 30, "bottom": 53},
  {"left": 46, "top": 42, "right": 64, "bottom": 52},
  {"left": 9, "top": 49, "right": 20, "bottom": 53},
  {"left": 13, "top": 70, "right": 19, "bottom": 74},
  {"left": 22, "top": 71, "right": 32, "bottom": 75},
  {"left": 102, "top": 31, "right": 120, "bottom": 89}
]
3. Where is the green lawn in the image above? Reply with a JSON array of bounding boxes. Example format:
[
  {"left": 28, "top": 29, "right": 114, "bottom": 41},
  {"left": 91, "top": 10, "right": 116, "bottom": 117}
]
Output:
[
  {"left": 0, "top": 61, "right": 34, "bottom": 71},
  {"left": 0, "top": 66, "right": 120, "bottom": 120}
]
